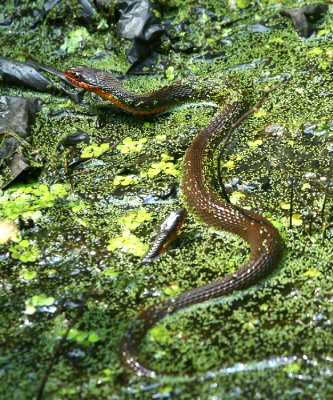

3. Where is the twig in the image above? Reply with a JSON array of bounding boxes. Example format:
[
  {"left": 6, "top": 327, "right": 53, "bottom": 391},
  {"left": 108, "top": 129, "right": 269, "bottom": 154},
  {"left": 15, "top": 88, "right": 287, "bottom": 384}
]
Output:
[
  {"left": 320, "top": 156, "right": 332, "bottom": 239},
  {"left": 289, "top": 178, "right": 294, "bottom": 230},
  {"left": 35, "top": 292, "right": 93, "bottom": 400}
]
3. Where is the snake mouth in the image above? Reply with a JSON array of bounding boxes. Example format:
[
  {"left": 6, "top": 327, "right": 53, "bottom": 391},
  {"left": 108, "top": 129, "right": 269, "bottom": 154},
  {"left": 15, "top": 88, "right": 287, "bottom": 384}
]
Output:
[{"left": 64, "top": 67, "right": 98, "bottom": 90}]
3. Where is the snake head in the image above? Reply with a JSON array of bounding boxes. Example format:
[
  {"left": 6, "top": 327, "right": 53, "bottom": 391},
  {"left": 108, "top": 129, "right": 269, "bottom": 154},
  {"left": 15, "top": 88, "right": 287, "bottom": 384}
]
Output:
[{"left": 64, "top": 66, "right": 100, "bottom": 89}]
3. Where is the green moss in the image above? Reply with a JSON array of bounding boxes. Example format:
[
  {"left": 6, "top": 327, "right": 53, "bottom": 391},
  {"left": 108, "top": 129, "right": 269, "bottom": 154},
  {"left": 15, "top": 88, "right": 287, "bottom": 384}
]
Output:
[
  {"left": 1, "top": 0, "right": 333, "bottom": 398},
  {"left": 60, "top": 27, "right": 92, "bottom": 54}
]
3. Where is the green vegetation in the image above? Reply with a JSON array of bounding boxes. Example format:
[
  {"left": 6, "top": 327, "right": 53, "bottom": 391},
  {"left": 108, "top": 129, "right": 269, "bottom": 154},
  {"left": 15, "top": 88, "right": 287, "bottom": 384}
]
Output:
[{"left": 0, "top": 0, "right": 333, "bottom": 399}]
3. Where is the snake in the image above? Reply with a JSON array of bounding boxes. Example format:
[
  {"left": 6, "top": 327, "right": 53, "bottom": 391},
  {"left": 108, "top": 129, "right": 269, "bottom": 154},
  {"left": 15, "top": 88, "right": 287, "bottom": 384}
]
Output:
[{"left": 64, "top": 66, "right": 284, "bottom": 377}]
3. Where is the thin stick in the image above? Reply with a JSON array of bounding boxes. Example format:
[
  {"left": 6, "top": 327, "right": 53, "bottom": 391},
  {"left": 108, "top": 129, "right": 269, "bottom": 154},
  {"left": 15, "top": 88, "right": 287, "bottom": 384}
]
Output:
[
  {"left": 35, "top": 292, "right": 93, "bottom": 400},
  {"left": 290, "top": 181, "right": 314, "bottom": 234},
  {"left": 320, "top": 156, "right": 332, "bottom": 238},
  {"left": 289, "top": 178, "right": 294, "bottom": 230}
]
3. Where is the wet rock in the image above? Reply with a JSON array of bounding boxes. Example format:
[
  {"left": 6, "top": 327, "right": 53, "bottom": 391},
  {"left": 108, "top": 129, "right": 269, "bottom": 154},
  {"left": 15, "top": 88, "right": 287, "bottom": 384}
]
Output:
[
  {"left": 301, "top": 122, "right": 327, "bottom": 138},
  {"left": 0, "top": 57, "right": 58, "bottom": 92},
  {"left": 116, "top": 0, "right": 164, "bottom": 71},
  {"left": 60, "top": 131, "right": 90, "bottom": 147},
  {"left": 246, "top": 24, "right": 272, "bottom": 32},
  {"left": 262, "top": 123, "right": 289, "bottom": 137},
  {"left": 225, "top": 177, "right": 259, "bottom": 193},
  {"left": 79, "top": 0, "right": 97, "bottom": 23},
  {"left": 0, "top": 58, "right": 85, "bottom": 103},
  {"left": 0, "top": 96, "right": 41, "bottom": 188},
  {"left": 281, "top": 3, "right": 328, "bottom": 38}
]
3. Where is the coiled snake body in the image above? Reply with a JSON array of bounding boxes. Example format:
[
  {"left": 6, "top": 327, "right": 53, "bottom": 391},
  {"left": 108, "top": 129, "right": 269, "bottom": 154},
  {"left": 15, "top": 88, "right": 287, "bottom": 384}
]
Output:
[{"left": 65, "top": 66, "right": 283, "bottom": 377}]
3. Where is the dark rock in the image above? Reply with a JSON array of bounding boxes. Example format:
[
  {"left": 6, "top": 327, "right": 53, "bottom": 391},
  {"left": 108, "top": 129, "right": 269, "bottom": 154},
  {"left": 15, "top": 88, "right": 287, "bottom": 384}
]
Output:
[
  {"left": 0, "top": 58, "right": 85, "bottom": 103},
  {"left": 0, "top": 96, "right": 42, "bottom": 188},
  {"left": 79, "top": 0, "right": 97, "bottom": 23},
  {"left": 281, "top": 3, "right": 328, "bottom": 38},
  {"left": 60, "top": 131, "right": 90, "bottom": 147},
  {"left": 116, "top": 0, "right": 164, "bottom": 71}
]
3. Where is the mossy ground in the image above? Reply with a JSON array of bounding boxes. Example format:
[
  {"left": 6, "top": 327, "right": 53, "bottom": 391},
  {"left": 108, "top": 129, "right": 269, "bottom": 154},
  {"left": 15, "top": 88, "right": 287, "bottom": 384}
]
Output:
[{"left": 0, "top": 1, "right": 333, "bottom": 399}]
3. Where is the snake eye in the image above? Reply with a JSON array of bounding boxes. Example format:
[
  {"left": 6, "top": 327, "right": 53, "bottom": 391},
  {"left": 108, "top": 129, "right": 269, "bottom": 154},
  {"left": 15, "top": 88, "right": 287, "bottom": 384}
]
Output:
[{"left": 73, "top": 72, "right": 82, "bottom": 80}]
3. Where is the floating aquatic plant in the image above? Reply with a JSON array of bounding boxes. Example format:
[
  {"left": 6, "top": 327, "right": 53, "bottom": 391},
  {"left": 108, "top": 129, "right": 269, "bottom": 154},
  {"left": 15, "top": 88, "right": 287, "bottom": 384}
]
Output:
[
  {"left": 116, "top": 136, "right": 148, "bottom": 154},
  {"left": 9, "top": 239, "right": 40, "bottom": 263},
  {"left": 80, "top": 143, "right": 109, "bottom": 159},
  {"left": 66, "top": 328, "right": 102, "bottom": 344},
  {"left": 118, "top": 209, "right": 152, "bottom": 231},
  {"left": 19, "top": 269, "right": 37, "bottom": 280},
  {"left": 24, "top": 293, "right": 56, "bottom": 314},
  {"left": 224, "top": 160, "right": 236, "bottom": 169},
  {"left": 60, "top": 27, "right": 91, "bottom": 54},
  {"left": 247, "top": 139, "right": 263, "bottom": 148},
  {"left": 165, "top": 66, "right": 175, "bottom": 81},
  {"left": 229, "top": 191, "right": 246, "bottom": 205},
  {"left": 107, "top": 209, "right": 152, "bottom": 257},
  {"left": 107, "top": 230, "right": 148, "bottom": 258},
  {"left": 141, "top": 153, "right": 179, "bottom": 178},
  {"left": 0, "top": 183, "right": 68, "bottom": 221},
  {"left": 113, "top": 174, "right": 139, "bottom": 186}
]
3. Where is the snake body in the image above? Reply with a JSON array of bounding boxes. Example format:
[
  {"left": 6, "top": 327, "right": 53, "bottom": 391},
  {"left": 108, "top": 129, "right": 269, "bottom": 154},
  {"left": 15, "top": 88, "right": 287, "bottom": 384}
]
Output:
[{"left": 64, "top": 66, "right": 284, "bottom": 377}]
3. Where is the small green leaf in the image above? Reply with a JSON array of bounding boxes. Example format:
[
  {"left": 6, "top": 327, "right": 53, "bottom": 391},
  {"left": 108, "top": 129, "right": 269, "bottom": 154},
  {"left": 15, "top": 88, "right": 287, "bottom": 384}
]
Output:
[
  {"left": 103, "top": 268, "right": 119, "bottom": 278},
  {"left": 19, "top": 269, "right": 37, "bottom": 280},
  {"left": 283, "top": 362, "right": 302, "bottom": 374},
  {"left": 302, "top": 269, "right": 321, "bottom": 278},
  {"left": 229, "top": 191, "right": 246, "bottom": 205},
  {"left": 307, "top": 47, "right": 323, "bottom": 56},
  {"left": 280, "top": 201, "right": 290, "bottom": 210},
  {"left": 88, "top": 332, "right": 101, "bottom": 343},
  {"left": 165, "top": 66, "right": 175, "bottom": 81},
  {"left": 60, "top": 28, "right": 91, "bottom": 54},
  {"left": 247, "top": 139, "right": 263, "bottom": 148}
]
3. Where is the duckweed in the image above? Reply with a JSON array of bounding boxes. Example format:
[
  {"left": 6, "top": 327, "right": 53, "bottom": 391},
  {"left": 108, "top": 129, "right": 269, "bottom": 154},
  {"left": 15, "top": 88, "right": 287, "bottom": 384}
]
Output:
[
  {"left": 223, "top": 160, "right": 236, "bottom": 169},
  {"left": 19, "top": 269, "right": 37, "bottom": 280},
  {"left": 113, "top": 174, "right": 139, "bottom": 186},
  {"left": 118, "top": 209, "right": 152, "bottom": 231},
  {"left": 80, "top": 143, "right": 110, "bottom": 159},
  {"left": 253, "top": 110, "right": 267, "bottom": 118},
  {"left": 291, "top": 213, "right": 303, "bottom": 226},
  {"left": 24, "top": 294, "right": 56, "bottom": 314},
  {"left": 102, "top": 268, "right": 119, "bottom": 279},
  {"left": 302, "top": 269, "right": 322, "bottom": 278},
  {"left": 67, "top": 328, "right": 102, "bottom": 344},
  {"left": 164, "top": 282, "right": 181, "bottom": 296},
  {"left": 165, "top": 66, "right": 176, "bottom": 81},
  {"left": 279, "top": 201, "right": 291, "bottom": 210},
  {"left": 9, "top": 239, "right": 40, "bottom": 263},
  {"left": 140, "top": 153, "right": 179, "bottom": 178},
  {"left": 0, "top": 183, "right": 68, "bottom": 221},
  {"left": 116, "top": 137, "right": 148, "bottom": 154},
  {"left": 107, "top": 230, "right": 148, "bottom": 258},
  {"left": 247, "top": 139, "right": 263, "bottom": 148},
  {"left": 229, "top": 191, "right": 246, "bottom": 204}
]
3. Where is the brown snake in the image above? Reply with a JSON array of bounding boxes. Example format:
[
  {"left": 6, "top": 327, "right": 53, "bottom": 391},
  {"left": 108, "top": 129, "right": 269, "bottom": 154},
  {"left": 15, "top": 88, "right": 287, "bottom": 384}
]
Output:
[{"left": 64, "top": 66, "right": 284, "bottom": 377}]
